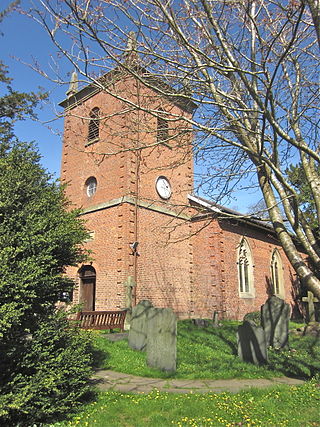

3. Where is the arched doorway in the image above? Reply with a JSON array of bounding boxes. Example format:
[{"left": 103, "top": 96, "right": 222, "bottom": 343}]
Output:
[{"left": 78, "top": 265, "right": 96, "bottom": 311}]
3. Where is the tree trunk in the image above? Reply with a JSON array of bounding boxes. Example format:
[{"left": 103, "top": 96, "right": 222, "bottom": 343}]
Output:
[
  {"left": 257, "top": 167, "right": 320, "bottom": 299},
  {"left": 305, "top": 0, "right": 320, "bottom": 48}
]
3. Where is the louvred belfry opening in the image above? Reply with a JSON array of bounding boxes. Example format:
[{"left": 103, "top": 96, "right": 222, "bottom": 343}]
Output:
[{"left": 88, "top": 107, "right": 100, "bottom": 142}]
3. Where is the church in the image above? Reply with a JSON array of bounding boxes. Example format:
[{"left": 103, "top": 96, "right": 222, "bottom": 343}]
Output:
[{"left": 59, "top": 66, "right": 301, "bottom": 321}]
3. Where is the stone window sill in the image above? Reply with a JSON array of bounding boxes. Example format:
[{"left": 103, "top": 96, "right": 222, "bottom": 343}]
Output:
[
  {"left": 85, "top": 138, "right": 100, "bottom": 147},
  {"left": 239, "top": 292, "right": 255, "bottom": 299}
]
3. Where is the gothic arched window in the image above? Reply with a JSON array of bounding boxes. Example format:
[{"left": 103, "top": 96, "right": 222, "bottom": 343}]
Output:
[
  {"left": 88, "top": 107, "right": 100, "bottom": 143},
  {"left": 271, "top": 249, "right": 285, "bottom": 298},
  {"left": 238, "top": 238, "right": 255, "bottom": 297}
]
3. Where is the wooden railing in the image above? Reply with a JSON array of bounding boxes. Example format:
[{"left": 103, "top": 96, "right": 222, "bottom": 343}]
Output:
[{"left": 76, "top": 310, "right": 127, "bottom": 331}]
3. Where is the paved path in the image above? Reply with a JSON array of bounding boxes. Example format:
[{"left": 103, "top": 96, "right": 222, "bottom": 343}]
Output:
[{"left": 92, "top": 370, "right": 305, "bottom": 394}]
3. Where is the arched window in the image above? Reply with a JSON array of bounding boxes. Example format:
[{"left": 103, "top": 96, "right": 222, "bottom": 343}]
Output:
[
  {"left": 88, "top": 107, "right": 100, "bottom": 143},
  {"left": 238, "top": 238, "right": 255, "bottom": 297},
  {"left": 157, "top": 110, "right": 169, "bottom": 144},
  {"left": 78, "top": 265, "right": 96, "bottom": 311},
  {"left": 271, "top": 249, "right": 285, "bottom": 298}
]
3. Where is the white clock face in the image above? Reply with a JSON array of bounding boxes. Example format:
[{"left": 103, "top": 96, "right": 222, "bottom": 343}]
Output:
[{"left": 156, "top": 176, "right": 172, "bottom": 200}]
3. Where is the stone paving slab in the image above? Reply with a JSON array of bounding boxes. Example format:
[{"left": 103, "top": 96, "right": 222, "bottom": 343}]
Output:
[
  {"left": 105, "top": 332, "right": 129, "bottom": 342},
  {"left": 92, "top": 370, "right": 305, "bottom": 394}
]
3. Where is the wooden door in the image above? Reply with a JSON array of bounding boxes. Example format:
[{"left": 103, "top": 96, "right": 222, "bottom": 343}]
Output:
[{"left": 79, "top": 266, "right": 96, "bottom": 311}]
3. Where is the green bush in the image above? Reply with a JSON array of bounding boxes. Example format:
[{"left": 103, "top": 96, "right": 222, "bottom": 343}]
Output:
[
  {"left": 0, "top": 312, "right": 94, "bottom": 425},
  {"left": 0, "top": 143, "right": 93, "bottom": 425}
]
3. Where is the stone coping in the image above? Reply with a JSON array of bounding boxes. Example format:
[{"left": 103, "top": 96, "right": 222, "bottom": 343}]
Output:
[{"left": 81, "top": 195, "right": 190, "bottom": 220}]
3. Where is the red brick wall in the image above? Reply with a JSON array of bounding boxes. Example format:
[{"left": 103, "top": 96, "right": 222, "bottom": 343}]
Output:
[
  {"left": 68, "top": 204, "right": 130, "bottom": 311},
  {"left": 134, "top": 208, "right": 193, "bottom": 317},
  {"left": 67, "top": 201, "right": 193, "bottom": 316},
  {"left": 192, "top": 217, "right": 300, "bottom": 320},
  {"left": 61, "top": 78, "right": 193, "bottom": 208},
  {"left": 191, "top": 218, "right": 225, "bottom": 318},
  {"left": 61, "top": 75, "right": 194, "bottom": 317},
  {"left": 61, "top": 88, "right": 132, "bottom": 209}
]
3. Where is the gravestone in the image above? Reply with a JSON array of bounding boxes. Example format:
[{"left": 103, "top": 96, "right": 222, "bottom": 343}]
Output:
[
  {"left": 124, "top": 276, "right": 136, "bottom": 310},
  {"left": 302, "top": 291, "right": 319, "bottom": 322},
  {"left": 123, "top": 276, "right": 136, "bottom": 329},
  {"left": 261, "top": 295, "right": 290, "bottom": 349},
  {"left": 213, "top": 311, "right": 219, "bottom": 328},
  {"left": 128, "top": 300, "right": 153, "bottom": 351},
  {"left": 146, "top": 307, "right": 177, "bottom": 372},
  {"left": 237, "top": 321, "right": 268, "bottom": 365},
  {"left": 192, "top": 318, "right": 210, "bottom": 327},
  {"left": 303, "top": 322, "right": 320, "bottom": 338}
]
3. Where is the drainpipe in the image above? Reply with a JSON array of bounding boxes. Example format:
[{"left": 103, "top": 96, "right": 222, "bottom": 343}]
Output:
[{"left": 132, "top": 79, "right": 141, "bottom": 306}]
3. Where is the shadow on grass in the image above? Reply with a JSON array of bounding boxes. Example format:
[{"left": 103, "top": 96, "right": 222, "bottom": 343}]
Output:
[
  {"left": 46, "top": 388, "right": 98, "bottom": 425},
  {"left": 91, "top": 345, "right": 110, "bottom": 369},
  {"left": 268, "top": 350, "right": 320, "bottom": 379},
  {"left": 212, "top": 328, "right": 238, "bottom": 355},
  {"left": 179, "top": 320, "right": 238, "bottom": 355},
  {"left": 268, "top": 359, "right": 316, "bottom": 379},
  {"left": 179, "top": 320, "right": 320, "bottom": 380}
]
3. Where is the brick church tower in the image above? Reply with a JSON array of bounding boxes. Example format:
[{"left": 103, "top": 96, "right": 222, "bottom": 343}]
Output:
[{"left": 59, "top": 66, "right": 196, "bottom": 317}]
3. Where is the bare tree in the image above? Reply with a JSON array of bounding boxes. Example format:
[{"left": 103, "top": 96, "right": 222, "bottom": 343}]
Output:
[
  {"left": 304, "top": 0, "right": 320, "bottom": 46},
  {"left": 26, "top": 0, "right": 320, "bottom": 298}
]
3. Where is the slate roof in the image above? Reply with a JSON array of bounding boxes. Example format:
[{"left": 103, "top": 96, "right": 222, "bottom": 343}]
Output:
[{"left": 188, "top": 194, "right": 275, "bottom": 233}]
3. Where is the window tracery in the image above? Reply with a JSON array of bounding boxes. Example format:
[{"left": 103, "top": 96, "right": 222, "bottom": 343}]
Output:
[
  {"left": 271, "top": 249, "right": 284, "bottom": 298},
  {"left": 238, "top": 238, "right": 254, "bottom": 297}
]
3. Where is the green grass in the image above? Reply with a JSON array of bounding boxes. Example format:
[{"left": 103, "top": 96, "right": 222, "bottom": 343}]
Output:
[
  {"left": 92, "top": 320, "right": 320, "bottom": 380},
  {"left": 50, "top": 380, "right": 320, "bottom": 426},
  {"left": 49, "top": 320, "right": 320, "bottom": 426}
]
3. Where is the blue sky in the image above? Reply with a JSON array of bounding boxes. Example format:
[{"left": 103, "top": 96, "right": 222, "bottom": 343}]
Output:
[{"left": 2, "top": 0, "right": 67, "bottom": 178}]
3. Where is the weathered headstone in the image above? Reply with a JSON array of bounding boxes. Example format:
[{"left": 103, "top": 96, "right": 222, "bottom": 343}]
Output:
[
  {"left": 213, "top": 311, "right": 219, "bottom": 327},
  {"left": 128, "top": 300, "right": 153, "bottom": 350},
  {"left": 303, "top": 322, "right": 320, "bottom": 338},
  {"left": 302, "top": 291, "right": 319, "bottom": 322},
  {"left": 261, "top": 295, "right": 290, "bottom": 349},
  {"left": 192, "top": 318, "right": 210, "bottom": 327},
  {"left": 146, "top": 307, "right": 177, "bottom": 372},
  {"left": 124, "top": 276, "right": 136, "bottom": 310},
  {"left": 123, "top": 276, "right": 136, "bottom": 329},
  {"left": 237, "top": 321, "right": 268, "bottom": 365}
]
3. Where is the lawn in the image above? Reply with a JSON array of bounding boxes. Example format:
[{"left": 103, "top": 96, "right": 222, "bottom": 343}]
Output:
[
  {"left": 50, "top": 320, "right": 320, "bottom": 427},
  {"left": 92, "top": 320, "right": 320, "bottom": 380},
  {"left": 51, "top": 381, "right": 320, "bottom": 427}
]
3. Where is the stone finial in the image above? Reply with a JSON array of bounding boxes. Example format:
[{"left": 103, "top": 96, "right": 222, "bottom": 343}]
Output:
[
  {"left": 126, "top": 31, "right": 137, "bottom": 52},
  {"left": 124, "top": 31, "right": 138, "bottom": 65},
  {"left": 66, "top": 70, "right": 78, "bottom": 97}
]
